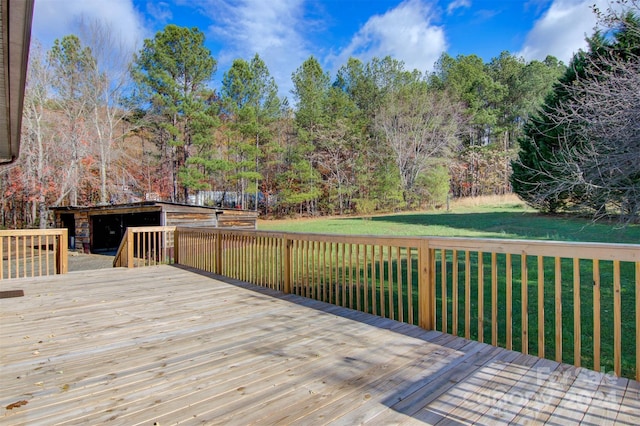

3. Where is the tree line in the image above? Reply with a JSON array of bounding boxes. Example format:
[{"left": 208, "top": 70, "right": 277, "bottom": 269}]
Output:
[{"left": 4, "top": 3, "right": 636, "bottom": 228}]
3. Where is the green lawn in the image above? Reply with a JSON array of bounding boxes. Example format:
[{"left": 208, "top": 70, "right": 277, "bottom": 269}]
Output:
[{"left": 259, "top": 200, "right": 640, "bottom": 244}]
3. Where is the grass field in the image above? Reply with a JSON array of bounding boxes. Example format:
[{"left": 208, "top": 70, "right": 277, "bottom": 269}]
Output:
[{"left": 259, "top": 195, "right": 640, "bottom": 244}]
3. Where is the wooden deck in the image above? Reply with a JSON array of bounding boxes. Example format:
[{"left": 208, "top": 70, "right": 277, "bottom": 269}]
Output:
[{"left": 1, "top": 266, "right": 639, "bottom": 425}]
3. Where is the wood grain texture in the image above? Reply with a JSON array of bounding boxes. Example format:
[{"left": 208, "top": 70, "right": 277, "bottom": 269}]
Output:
[{"left": 1, "top": 265, "right": 637, "bottom": 425}]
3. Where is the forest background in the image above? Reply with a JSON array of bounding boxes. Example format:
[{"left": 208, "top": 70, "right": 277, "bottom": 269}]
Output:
[{"left": 1, "top": 1, "right": 637, "bottom": 228}]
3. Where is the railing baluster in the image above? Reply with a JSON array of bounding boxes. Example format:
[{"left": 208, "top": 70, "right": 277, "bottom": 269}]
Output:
[
  {"left": 295, "top": 239, "right": 300, "bottom": 296},
  {"left": 363, "top": 244, "right": 369, "bottom": 314},
  {"left": 30, "top": 235, "right": 35, "bottom": 277},
  {"left": 313, "top": 240, "right": 317, "bottom": 299},
  {"left": 379, "top": 245, "right": 385, "bottom": 318},
  {"left": 371, "top": 245, "right": 377, "bottom": 316},
  {"left": 208, "top": 232, "right": 213, "bottom": 272},
  {"left": 341, "top": 243, "right": 347, "bottom": 307},
  {"left": 521, "top": 253, "right": 528, "bottom": 355},
  {"left": 538, "top": 255, "right": 545, "bottom": 359},
  {"left": 555, "top": 256, "right": 562, "bottom": 363},
  {"left": 338, "top": 242, "right": 342, "bottom": 306},
  {"left": 356, "top": 244, "right": 361, "bottom": 312},
  {"left": 492, "top": 252, "right": 497, "bottom": 347},
  {"left": 593, "top": 259, "right": 601, "bottom": 372},
  {"left": 22, "top": 235, "right": 27, "bottom": 278},
  {"left": 265, "top": 236, "right": 270, "bottom": 287},
  {"left": 388, "top": 246, "right": 394, "bottom": 320},
  {"left": 303, "top": 239, "right": 308, "bottom": 296},
  {"left": 242, "top": 234, "right": 247, "bottom": 280},
  {"left": 8, "top": 235, "right": 12, "bottom": 278},
  {"left": 506, "top": 253, "right": 512, "bottom": 350},
  {"left": 298, "top": 239, "right": 304, "bottom": 296},
  {"left": 270, "top": 236, "right": 274, "bottom": 287},
  {"left": 442, "top": 248, "right": 447, "bottom": 333},
  {"left": 306, "top": 239, "right": 311, "bottom": 298},
  {"left": 573, "top": 258, "right": 581, "bottom": 367},
  {"left": 45, "top": 235, "right": 50, "bottom": 275},
  {"left": 452, "top": 249, "right": 458, "bottom": 336},
  {"left": 264, "top": 236, "right": 269, "bottom": 286},
  {"left": 261, "top": 235, "right": 266, "bottom": 285},
  {"left": 228, "top": 233, "right": 233, "bottom": 277},
  {"left": 283, "top": 237, "right": 291, "bottom": 294},
  {"left": 418, "top": 241, "right": 435, "bottom": 330},
  {"left": 143, "top": 231, "right": 148, "bottom": 266},
  {"left": 407, "top": 247, "right": 413, "bottom": 325},
  {"left": 614, "top": 260, "right": 621, "bottom": 376},
  {"left": 396, "top": 246, "right": 403, "bottom": 324},
  {"left": 478, "top": 251, "right": 484, "bottom": 343},
  {"left": 465, "top": 251, "right": 471, "bottom": 339},
  {"left": 237, "top": 234, "right": 242, "bottom": 279},
  {"left": 276, "top": 236, "right": 280, "bottom": 289},
  {"left": 328, "top": 242, "right": 333, "bottom": 304},
  {"left": 348, "top": 243, "right": 353, "bottom": 309}
]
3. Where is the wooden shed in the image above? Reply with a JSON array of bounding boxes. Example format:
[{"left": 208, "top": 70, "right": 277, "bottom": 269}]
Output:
[{"left": 51, "top": 202, "right": 258, "bottom": 253}]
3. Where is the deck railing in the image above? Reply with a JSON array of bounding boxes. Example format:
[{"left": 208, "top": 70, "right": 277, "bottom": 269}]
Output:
[
  {"left": 113, "top": 226, "right": 176, "bottom": 267},
  {"left": 117, "top": 226, "right": 640, "bottom": 380},
  {"left": 0, "top": 229, "right": 68, "bottom": 280}
]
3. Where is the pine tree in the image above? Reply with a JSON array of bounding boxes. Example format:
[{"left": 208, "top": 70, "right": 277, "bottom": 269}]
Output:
[{"left": 132, "top": 25, "right": 217, "bottom": 203}]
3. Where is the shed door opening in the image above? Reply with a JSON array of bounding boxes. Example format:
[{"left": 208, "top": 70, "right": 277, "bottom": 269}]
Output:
[
  {"left": 91, "top": 211, "right": 161, "bottom": 252},
  {"left": 60, "top": 213, "right": 76, "bottom": 249}
]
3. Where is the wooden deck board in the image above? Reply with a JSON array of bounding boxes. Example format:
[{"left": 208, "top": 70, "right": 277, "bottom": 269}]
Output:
[{"left": 1, "top": 265, "right": 638, "bottom": 425}]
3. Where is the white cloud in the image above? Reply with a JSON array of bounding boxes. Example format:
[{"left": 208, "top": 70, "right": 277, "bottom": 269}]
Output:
[
  {"left": 32, "top": 0, "right": 148, "bottom": 53},
  {"left": 447, "top": 0, "right": 471, "bottom": 15},
  {"left": 518, "top": 0, "right": 609, "bottom": 63},
  {"left": 330, "top": 0, "right": 447, "bottom": 75},
  {"left": 202, "top": 0, "right": 310, "bottom": 100},
  {"left": 145, "top": 1, "right": 173, "bottom": 23}
]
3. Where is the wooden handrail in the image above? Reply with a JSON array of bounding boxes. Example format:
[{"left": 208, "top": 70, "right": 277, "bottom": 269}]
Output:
[
  {"left": 113, "top": 228, "right": 129, "bottom": 267},
  {"left": 1, "top": 228, "right": 68, "bottom": 279}
]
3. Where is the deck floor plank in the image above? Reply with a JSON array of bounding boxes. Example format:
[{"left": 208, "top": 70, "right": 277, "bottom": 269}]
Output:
[
  {"left": 1, "top": 265, "right": 639, "bottom": 425},
  {"left": 615, "top": 379, "right": 640, "bottom": 424}
]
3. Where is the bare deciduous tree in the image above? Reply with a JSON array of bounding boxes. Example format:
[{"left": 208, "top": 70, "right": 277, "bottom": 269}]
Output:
[
  {"left": 512, "top": 1, "right": 640, "bottom": 222},
  {"left": 80, "top": 19, "right": 136, "bottom": 205},
  {"left": 376, "top": 84, "right": 465, "bottom": 206},
  {"left": 21, "top": 42, "right": 58, "bottom": 227},
  {"left": 48, "top": 35, "right": 94, "bottom": 206},
  {"left": 530, "top": 49, "right": 640, "bottom": 221}
]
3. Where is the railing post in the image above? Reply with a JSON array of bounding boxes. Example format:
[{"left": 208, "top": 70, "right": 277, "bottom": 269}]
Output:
[
  {"left": 283, "top": 236, "right": 292, "bottom": 294},
  {"left": 126, "top": 228, "right": 134, "bottom": 268},
  {"left": 56, "top": 229, "right": 68, "bottom": 274},
  {"left": 418, "top": 240, "right": 435, "bottom": 330}
]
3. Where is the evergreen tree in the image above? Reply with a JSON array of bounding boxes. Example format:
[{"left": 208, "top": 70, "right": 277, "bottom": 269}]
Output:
[
  {"left": 132, "top": 24, "right": 217, "bottom": 203},
  {"left": 221, "top": 54, "right": 280, "bottom": 210},
  {"left": 288, "top": 56, "right": 329, "bottom": 214}
]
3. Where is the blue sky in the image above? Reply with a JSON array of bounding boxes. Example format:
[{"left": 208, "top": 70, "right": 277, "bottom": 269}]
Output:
[{"left": 32, "top": 0, "right": 609, "bottom": 98}]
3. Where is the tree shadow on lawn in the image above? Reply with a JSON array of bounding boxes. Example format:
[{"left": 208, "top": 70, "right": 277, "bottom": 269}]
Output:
[{"left": 366, "top": 211, "right": 638, "bottom": 243}]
